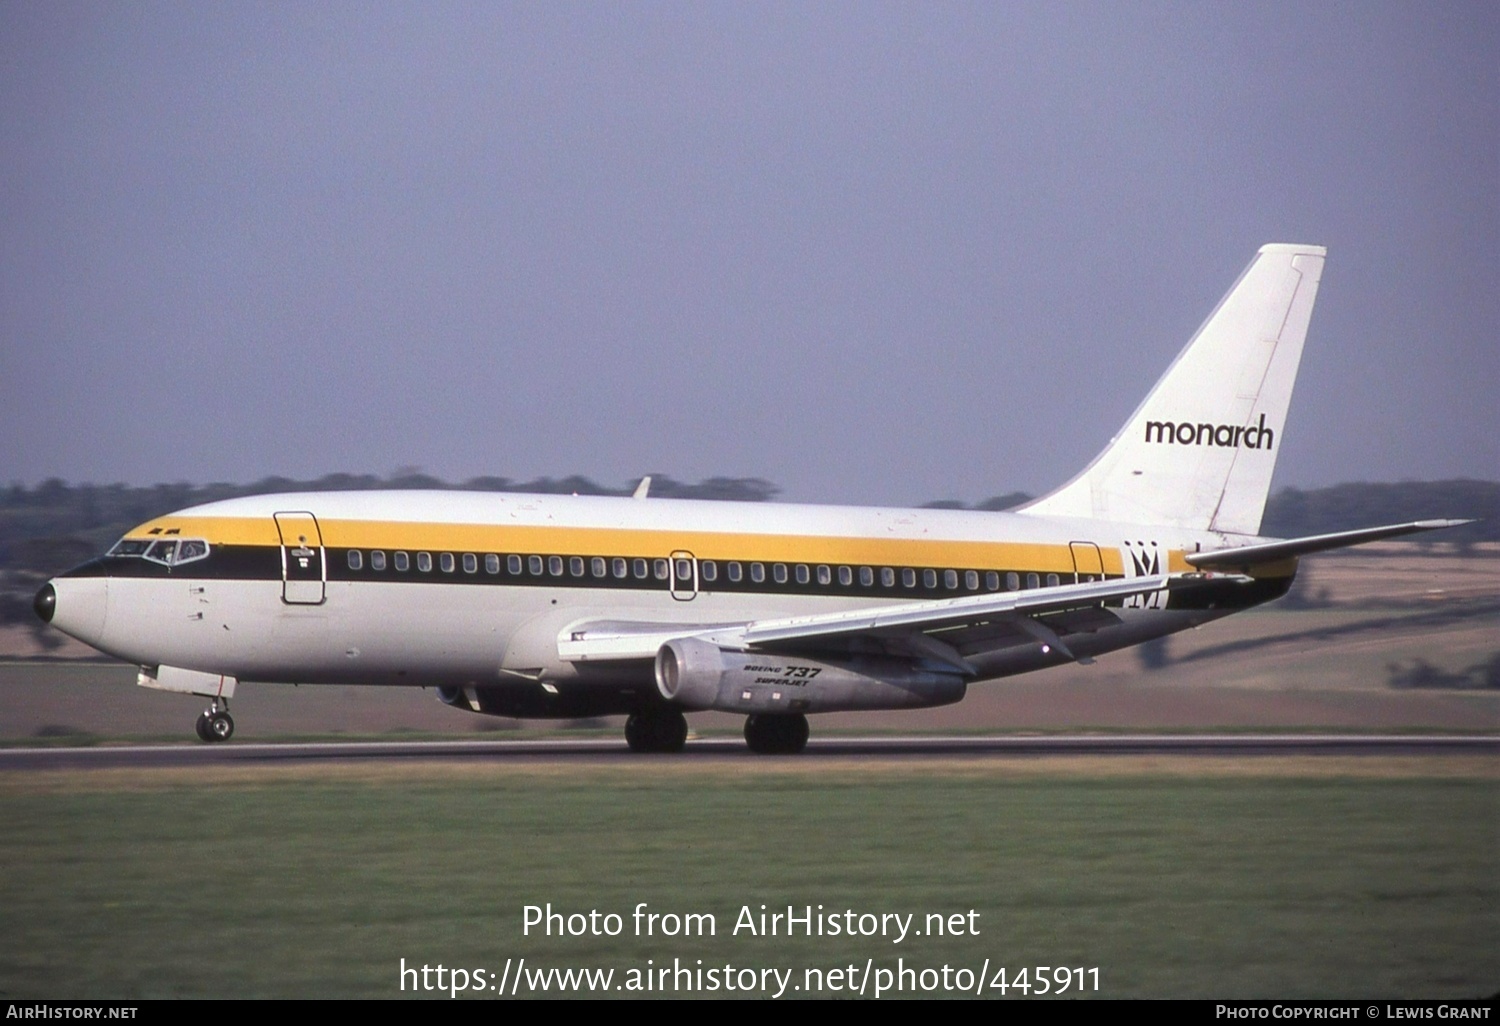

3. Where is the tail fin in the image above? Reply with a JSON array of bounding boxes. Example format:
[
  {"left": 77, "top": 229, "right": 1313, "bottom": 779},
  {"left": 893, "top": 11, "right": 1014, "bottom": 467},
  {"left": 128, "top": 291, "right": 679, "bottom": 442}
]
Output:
[{"left": 1018, "top": 243, "right": 1326, "bottom": 535}]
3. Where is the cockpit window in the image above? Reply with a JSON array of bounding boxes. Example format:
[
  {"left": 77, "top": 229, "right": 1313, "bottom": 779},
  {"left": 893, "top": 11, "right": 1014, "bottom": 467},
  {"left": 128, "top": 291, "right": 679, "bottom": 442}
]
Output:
[
  {"left": 176, "top": 539, "right": 208, "bottom": 562},
  {"left": 144, "top": 540, "right": 177, "bottom": 565},
  {"left": 108, "top": 537, "right": 210, "bottom": 565}
]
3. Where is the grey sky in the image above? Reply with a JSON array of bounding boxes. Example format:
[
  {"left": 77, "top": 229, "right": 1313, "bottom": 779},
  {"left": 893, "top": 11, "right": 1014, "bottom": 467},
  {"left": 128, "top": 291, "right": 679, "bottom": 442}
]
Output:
[{"left": 2, "top": 3, "right": 1495, "bottom": 506}]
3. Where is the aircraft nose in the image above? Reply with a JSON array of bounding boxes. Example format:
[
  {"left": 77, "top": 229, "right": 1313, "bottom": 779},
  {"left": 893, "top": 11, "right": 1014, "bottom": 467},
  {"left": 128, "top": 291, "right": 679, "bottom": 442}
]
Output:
[{"left": 34, "top": 582, "right": 56, "bottom": 624}]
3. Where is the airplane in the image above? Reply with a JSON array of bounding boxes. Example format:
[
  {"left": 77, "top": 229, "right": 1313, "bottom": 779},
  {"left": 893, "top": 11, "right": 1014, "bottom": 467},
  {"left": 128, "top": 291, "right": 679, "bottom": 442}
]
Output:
[{"left": 33, "top": 243, "right": 1467, "bottom": 753}]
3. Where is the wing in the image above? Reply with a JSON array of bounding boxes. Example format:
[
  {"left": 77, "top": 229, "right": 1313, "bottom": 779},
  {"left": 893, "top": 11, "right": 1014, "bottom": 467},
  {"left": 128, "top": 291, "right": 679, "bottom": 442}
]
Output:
[{"left": 557, "top": 572, "right": 1228, "bottom": 671}]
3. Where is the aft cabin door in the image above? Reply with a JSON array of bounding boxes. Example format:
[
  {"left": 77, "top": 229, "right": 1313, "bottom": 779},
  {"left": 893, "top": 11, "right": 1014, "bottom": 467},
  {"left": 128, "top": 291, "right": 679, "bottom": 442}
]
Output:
[
  {"left": 274, "top": 511, "right": 326, "bottom": 605},
  {"left": 1069, "top": 541, "right": 1105, "bottom": 583}
]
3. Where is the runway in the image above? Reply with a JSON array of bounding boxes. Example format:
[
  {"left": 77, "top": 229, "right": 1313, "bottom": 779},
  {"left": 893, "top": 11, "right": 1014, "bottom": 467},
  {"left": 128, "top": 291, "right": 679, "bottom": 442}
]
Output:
[{"left": 2, "top": 733, "right": 1496, "bottom": 770}]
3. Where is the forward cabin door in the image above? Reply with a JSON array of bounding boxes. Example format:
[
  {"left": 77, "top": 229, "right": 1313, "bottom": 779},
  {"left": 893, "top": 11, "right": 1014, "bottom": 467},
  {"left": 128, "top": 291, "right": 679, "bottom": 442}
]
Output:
[
  {"left": 274, "top": 511, "right": 326, "bottom": 605},
  {"left": 670, "top": 550, "right": 698, "bottom": 601}
]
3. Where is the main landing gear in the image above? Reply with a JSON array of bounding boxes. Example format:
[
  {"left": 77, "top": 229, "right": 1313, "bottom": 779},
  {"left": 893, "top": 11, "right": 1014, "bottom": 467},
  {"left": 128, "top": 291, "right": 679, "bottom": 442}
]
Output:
[
  {"left": 194, "top": 699, "right": 234, "bottom": 743},
  {"left": 622, "top": 708, "right": 812, "bottom": 754},
  {"left": 744, "top": 713, "right": 809, "bottom": 755},
  {"left": 624, "top": 708, "right": 688, "bottom": 753}
]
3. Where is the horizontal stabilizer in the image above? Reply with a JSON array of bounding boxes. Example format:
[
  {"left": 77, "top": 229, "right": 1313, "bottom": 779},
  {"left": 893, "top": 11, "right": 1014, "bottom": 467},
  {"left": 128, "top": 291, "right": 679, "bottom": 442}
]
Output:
[{"left": 1185, "top": 519, "right": 1473, "bottom": 569}]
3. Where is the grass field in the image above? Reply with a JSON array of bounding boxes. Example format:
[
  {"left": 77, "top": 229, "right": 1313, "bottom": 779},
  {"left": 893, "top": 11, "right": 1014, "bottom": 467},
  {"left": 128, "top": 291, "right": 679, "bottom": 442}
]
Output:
[
  {"left": 1, "top": 759, "right": 1495, "bottom": 999},
  {"left": 1, "top": 548, "right": 1494, "bottom": 999}
]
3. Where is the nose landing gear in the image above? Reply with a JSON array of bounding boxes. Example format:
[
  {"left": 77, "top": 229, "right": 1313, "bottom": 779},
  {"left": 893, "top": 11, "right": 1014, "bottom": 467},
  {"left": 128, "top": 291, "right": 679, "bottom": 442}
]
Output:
[{"left": 194, "top": 699, "right": 234, "bottom": 743}]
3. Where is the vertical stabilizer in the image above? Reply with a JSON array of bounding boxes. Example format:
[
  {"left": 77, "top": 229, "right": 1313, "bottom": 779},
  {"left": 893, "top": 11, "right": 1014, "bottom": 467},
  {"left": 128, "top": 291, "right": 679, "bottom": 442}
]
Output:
[{"left": 1018, "top": 244, "right": 1326, "bottom": 535}]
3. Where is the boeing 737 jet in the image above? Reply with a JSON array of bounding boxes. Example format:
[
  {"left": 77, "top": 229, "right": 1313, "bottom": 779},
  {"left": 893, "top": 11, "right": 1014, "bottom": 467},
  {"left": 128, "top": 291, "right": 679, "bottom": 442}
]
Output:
[{"left": 34, "top": 244, "right": 1464, "bottom": 752}]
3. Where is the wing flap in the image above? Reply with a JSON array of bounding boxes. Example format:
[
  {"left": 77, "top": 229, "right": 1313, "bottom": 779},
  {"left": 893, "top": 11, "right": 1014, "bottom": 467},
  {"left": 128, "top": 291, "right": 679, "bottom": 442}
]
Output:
[{"left": 737, "top": 574, "right": 1171, "bottom": 647}]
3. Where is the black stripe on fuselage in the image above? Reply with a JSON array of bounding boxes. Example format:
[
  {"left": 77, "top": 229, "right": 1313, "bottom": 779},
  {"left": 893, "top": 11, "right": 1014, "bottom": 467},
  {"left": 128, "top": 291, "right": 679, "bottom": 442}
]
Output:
[
  {"left": 60, "top": 545, "right": 1120, "bottom": 601},
  {"left": 56, "top": 544, "right": 1287, "bottom": 610}
]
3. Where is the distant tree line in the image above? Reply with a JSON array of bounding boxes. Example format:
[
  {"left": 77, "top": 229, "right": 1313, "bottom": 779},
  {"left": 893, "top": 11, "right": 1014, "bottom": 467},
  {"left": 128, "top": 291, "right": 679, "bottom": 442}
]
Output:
[{"left": 0, "top": 475, "right": 1494, "bottom": 578}]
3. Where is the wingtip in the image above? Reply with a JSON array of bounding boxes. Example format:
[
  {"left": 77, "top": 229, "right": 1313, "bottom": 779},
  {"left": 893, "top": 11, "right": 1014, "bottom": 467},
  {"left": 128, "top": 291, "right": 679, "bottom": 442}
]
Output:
[{"left": 1258, "top": 242, "right": 1328, "bottom": 257}]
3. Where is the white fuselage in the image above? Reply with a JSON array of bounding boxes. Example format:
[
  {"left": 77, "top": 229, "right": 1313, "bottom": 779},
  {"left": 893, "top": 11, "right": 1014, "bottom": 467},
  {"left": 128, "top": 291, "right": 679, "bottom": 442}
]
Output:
[{"left": 47, "top": 490, "right": 1274, "bottom": 705}]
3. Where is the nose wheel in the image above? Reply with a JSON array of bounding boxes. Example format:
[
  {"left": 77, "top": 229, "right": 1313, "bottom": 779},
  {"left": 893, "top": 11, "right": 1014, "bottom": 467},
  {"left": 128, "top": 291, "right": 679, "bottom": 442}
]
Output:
[{"left": 194, "top": 700, "right": 234, "bottom": 743}]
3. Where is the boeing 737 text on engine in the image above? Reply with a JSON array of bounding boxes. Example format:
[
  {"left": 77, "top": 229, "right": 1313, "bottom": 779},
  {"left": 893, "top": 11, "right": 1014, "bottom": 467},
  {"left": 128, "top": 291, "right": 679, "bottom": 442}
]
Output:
[{"left": 34, "top": 245, "right": 1466, "bottom": 752}]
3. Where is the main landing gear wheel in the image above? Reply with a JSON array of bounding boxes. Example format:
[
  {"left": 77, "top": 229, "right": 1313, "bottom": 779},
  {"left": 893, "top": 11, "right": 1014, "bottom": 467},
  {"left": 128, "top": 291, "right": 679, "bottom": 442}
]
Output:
[
  {"left": 743, "top": 713, "right": 810, "bottom": 755},
  {"left": 624, "top": 709, "right": 688, "bottom": 753},
  {"left": 194, "top": 703, "right": 234, "bottom": 743}
]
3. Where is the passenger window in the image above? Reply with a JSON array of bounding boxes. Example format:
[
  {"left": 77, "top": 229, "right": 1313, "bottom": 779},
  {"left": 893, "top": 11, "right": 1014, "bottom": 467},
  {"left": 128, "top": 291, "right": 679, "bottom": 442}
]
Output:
[
  {"left": 676, "top": 559, "right": 693, "bottom": 581},
  {"left": 773, "top": 564, "right": 788, "bottom": 584},
  {"left": 529, "top": 555, "right": 544, "bottom": 576},
  {"left": 750, "top": 563, "right": 765, "bottom": 583},
  {"left": 440, "top": 553, "right": 455, "bottom": 573},
  {"left": 417, "top": 552, "right": 433, "bottom": 572},
  {"left": 1006, "top": 572, "right": 1020, "bottom": 591},
  {"left": 549, "top": 556, "right": 565, "bottom": 576},
  {"left": 838, "top": 566, "right": 852, "bottom": 586},
  {"left": 943, "top": 569, "right": 958, "bottom": 589},
  {"left": 1026, "top": 572, "right": 1039, "bottom": 589},
  {"left": 347, "top": 550, "right": 363, "bottom": 570},
  {"left": 923, "top": 569, "right": 938, "bottom": 589},
  {"left": 901, "top": 569, "right": 916, "bottom": 588},
  {"left": 881, "top": 567, "right": 896, "bottom": 587},
  {"left": 394, "top": 551, "right": 410, "bottom": 571},
  {"left": 727, "top": 562, "right": 743, "bottom": 582},
  {"left": 1046, "top": 573, "right": 1059, "bottom": 587},
  {"left": 371, "top": 551, "right": 387, "bottom": 571},
  {"left": 570, "top": 556, "right": 585, "bottom": 577},
  {"left": 965, "top": 570, "right": 979, "bottom": 590},
  {"left": 508, "top": 554, "right": 523, "bottom": 574},
  {"left": 633, "top": 558, "right": 648, "bottom": 579},
  {"left": 817, "top": 565, "right": 833, "bottom": 586},
  {"left": 653, "top": 559, "right": 669, "bottom": 581},
  {"left": 859, "top": 566, "right": 874, "bottom": 586},
  {"left": 701, "top": 561, "right": 717, "bottom": 582},
  {"left": 592, "top": 557, "right": 607, "bottom": 577},
  {"left": 794, "top": 564, "right": 810, "bottom": 585},
  {"left": 613, "top": 557, "right": 628, "bottom": 578},
  {"left": 463, "top": 553, "right": 478, "bottom": 574},
  {"left": 485, "top": 554, "right": 500, "bottom": 574},
  {"left": 985, "top": 570, "right": 999, "bottom": 591}
]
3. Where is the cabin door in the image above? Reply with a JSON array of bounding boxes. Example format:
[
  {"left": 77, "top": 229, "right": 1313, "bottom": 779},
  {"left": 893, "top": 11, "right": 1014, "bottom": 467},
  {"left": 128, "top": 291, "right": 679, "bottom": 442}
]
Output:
[
  {"left": 670, "top": 550, "right": 698, "bottom": 601},
  {"left": 274, "top": 511, "right": 326, "bottom": 605},
  {"left": 1069, "top": 541, "right": 1105, "bottom": 584}
]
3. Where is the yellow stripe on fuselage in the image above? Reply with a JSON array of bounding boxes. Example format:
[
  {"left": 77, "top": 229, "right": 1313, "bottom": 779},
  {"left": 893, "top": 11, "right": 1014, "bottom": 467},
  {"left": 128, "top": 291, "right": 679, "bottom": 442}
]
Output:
[{"left": 128, "top": 515, "right": 1135, "bottom": 576}]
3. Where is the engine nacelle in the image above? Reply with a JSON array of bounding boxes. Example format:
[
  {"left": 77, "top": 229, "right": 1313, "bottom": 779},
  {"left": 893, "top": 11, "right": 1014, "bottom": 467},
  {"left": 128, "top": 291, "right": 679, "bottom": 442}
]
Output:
[
  {"left": 435, "top": 685, "right": 471, "bottom": 709},
  {"left": 655, "top": 637, "right": 966, "bottom": 714}
]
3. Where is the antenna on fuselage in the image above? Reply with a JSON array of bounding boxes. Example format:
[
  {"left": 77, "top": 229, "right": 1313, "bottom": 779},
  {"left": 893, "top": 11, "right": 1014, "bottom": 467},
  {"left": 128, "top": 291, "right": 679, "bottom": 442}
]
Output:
[{"left": 632, "top": 476, "right": 652, "bottom": 500}]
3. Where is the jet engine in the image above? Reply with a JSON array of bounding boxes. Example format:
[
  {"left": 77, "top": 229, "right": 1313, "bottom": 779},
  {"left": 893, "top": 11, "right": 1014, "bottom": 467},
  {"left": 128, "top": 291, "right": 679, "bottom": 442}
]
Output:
[{"left": 654, "top": 637, "right": 965, "bottom": 714}]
